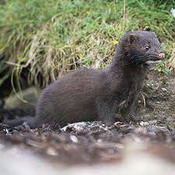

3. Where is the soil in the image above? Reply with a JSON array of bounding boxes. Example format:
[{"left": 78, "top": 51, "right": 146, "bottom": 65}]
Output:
[
  {"left": 0, "top": 69, "right": 174, "bottom": 167},
  {"left": 139, "top": 69, "right": 175, "bottom": 127}
]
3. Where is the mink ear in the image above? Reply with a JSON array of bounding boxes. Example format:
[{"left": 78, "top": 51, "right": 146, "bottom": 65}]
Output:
[{"left": 128, "top": 34, "right": 139, "bottom": 44}]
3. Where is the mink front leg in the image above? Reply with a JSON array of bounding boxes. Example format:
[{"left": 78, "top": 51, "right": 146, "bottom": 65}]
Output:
[
  {"left": 96, "top": 100, "right": 117, "bottom": 125},
  {"left": 118, "top": 90, "right": 140, "bottom": 122}
]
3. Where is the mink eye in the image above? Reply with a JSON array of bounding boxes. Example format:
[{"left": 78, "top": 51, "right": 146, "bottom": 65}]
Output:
[{"left": 145, "top": 45, "right": 150, "bottom": 50}]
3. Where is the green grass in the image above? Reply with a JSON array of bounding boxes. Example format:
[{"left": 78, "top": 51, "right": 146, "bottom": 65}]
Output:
[{"left": 0, "top": 0, "right": 175, "bottom": 88}]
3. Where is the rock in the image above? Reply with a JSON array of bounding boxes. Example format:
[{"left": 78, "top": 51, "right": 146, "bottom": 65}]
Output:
[{"left": 4, "top": 87, "right": 40, "bottom": 112}]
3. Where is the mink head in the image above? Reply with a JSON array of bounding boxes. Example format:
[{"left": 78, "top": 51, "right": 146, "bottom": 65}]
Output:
[{"left": 119, "top": 31, "right": 165, "bottom": 65}]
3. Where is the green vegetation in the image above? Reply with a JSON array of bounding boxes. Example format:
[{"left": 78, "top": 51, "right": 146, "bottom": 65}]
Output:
[{"left": 0, "top": 0, "right": 174, "bottom": 88}]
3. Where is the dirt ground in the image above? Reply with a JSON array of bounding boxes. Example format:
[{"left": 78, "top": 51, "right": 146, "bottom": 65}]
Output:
[
  {"left": 139, "top": 69, "right": 175, "bottom": 127},
  {"left": 0, "top": 69, "right": 174, "bottom": 171}
]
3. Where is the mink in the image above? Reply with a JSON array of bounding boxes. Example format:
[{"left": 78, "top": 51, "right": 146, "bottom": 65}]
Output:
[{"left": 3, "top": 31, "right": 165, "bottom": 127}]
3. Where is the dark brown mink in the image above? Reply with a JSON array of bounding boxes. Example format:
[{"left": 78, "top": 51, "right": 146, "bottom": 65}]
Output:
[{"left": 3, "top": 31, "right": 165, "bottom": 127}]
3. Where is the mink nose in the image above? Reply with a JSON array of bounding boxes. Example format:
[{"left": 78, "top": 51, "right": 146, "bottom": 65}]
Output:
[{"left": 158, "top": 52, "right": 165, "bottom": 59}]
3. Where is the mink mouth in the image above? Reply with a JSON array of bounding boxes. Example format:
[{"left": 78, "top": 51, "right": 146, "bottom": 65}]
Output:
[
  {"left": 145, "top": 55, "right": 164, "bottom": 65},
  {"left": 147, "top": 52, "right": 165, "bottom": 61},
  {"left": 148, "top": 57, "right": 161, "bottom": 61},
  {"left": 145, "top": 60, "right": 161, "bottom": 65}
]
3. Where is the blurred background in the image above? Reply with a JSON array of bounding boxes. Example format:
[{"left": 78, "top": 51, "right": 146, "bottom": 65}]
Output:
[{"left": 0, "top": 0, "right": 174, "bottom": 98}]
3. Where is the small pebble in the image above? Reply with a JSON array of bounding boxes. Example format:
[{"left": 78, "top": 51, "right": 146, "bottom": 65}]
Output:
[
  {"left": 46, "top": 147, "right": 58, "bottom": 156},
  {"left": 97, "top": 139, "right": 102, "bottom": 143},
  {"left": 140, "top": 121, "right": 149, "bottom": 126},
  {"left": 161, "top": 88, "right": 168, "bottom": 92},
  {"left": 149, "top": 120, "right": 157, "bottom": 125},
  {"left": 70, "top": 135, "right": 78, "bottom": 143}
]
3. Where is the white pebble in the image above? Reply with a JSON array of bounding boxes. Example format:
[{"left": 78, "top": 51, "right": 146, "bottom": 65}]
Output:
[{"left": 70, "top": 135, "right": 78, "bottom": 143}]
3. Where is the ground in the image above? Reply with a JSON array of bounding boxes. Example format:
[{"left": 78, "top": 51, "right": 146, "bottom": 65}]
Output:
[{"left": 139, "top": 69, "right": 175, "bottom": 128}]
